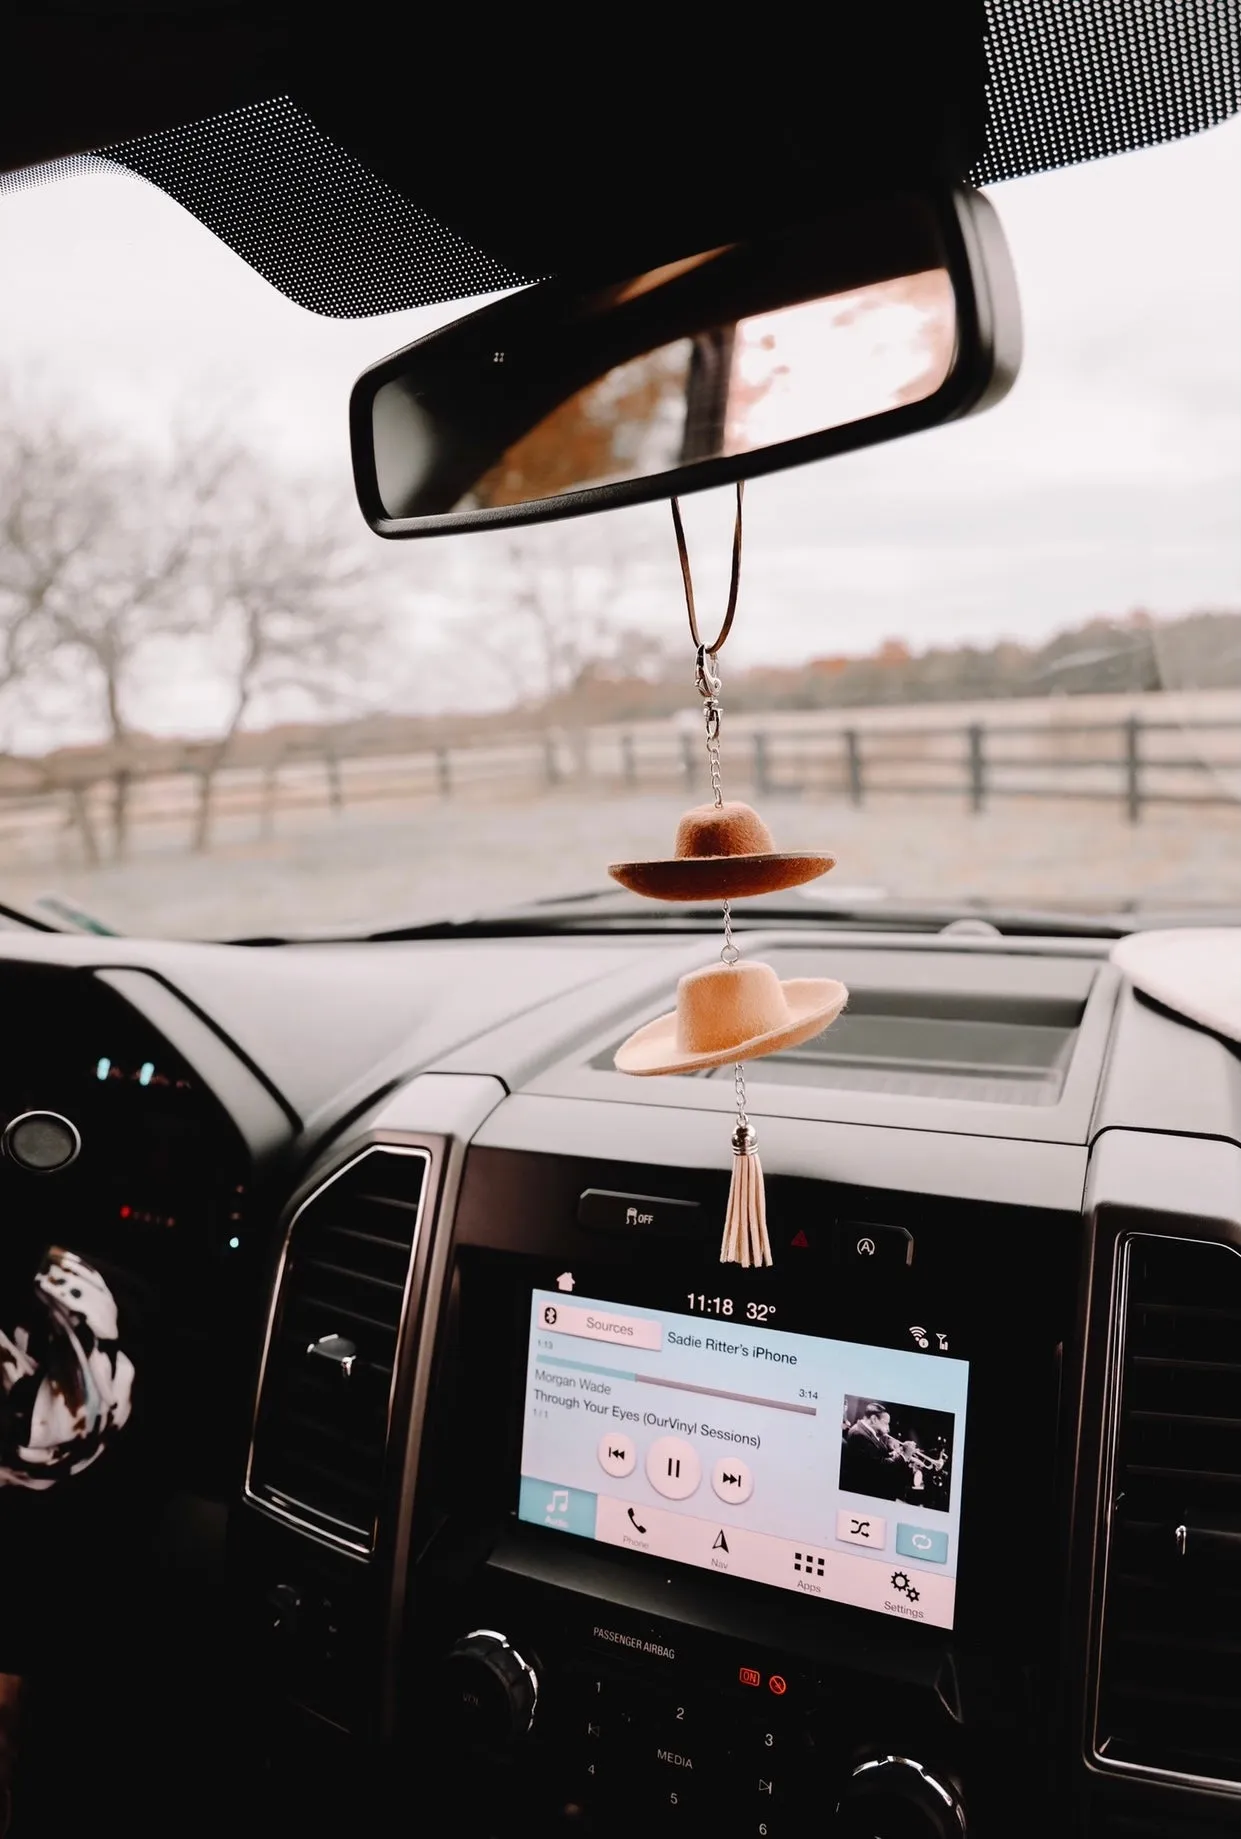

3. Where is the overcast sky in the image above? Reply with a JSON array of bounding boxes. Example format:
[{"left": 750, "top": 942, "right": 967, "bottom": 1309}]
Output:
[{"left": 1, "top": 112, "right": 1239, "bottom": 717}]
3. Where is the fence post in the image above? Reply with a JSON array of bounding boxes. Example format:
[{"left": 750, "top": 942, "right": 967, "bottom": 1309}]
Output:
[
  {"left": 621, "top": 732, "right": 636, "bottom": 789},
  {"left": 680, "top": 730, "right": 696, "bottom": 787},
  {"left": 1124, "top": 714, "right": 1142, "bottom": 822},
  {"left": 435, "top": 747, "right": 452, "bottom": 798},
  {"left": 844, "top": 729, "right": 863, "bottom": 806},
  {"left": 753, "top": 731, "right": 770, "bottom": 797},
  {"left": 967, "top": 724, "right": 986, "bottom": 813},
  {"left": 543, "top": 734, "right": 561, "bottom": 788},
  {"left": 324, "top": 749, "right": 343, "bottom": 815},
  {"left": 260, "top": 762, "right": 279, "bottom": 840}
]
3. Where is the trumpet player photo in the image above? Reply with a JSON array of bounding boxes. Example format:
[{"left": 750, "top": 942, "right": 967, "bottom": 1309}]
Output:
[{"left": 839, "top": 1396, "right": 955, "bottom": 1509}]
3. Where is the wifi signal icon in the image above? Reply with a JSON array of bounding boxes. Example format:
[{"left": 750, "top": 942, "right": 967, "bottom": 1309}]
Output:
[{"left": 908, "top": 1325, "right": 931, "bottom": 1349}]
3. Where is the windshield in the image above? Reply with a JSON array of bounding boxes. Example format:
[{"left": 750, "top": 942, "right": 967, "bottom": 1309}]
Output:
[{"left": 1, "top": 121, "right": 1238, "bottom": 939}]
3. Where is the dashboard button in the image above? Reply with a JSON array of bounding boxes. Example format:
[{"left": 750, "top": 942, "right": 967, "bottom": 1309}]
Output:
[
  {"left": 2, "top": 1110, "right": 81, "bottom": 1173},
  {"left": 646, "top": 1436, "right": 702, "bottom": 1500},
  {"left": 834, "top": 1221, "right": 914, "bottom": 1269},
  {"left": 642, "top": 1694, "right": 703, "bottom": 1740},
  {"left": 733, "top": 1721, "right": 797, "bottom": 1763},
  {"left": 577, "top": 1189, "right": 703, "bottom": 1236},
  {"left": 711, "top": 1456, "right": 754, "bottom": 1504},
  {"left": 836, "top": 1507, "right": 887, "bottom": 1550},
  {"left": 597, "top": 1431, "right": 637, "bottom": 1478},
  {"left": 895, "top": 1524, "right": 949, "bottom": 1564}
]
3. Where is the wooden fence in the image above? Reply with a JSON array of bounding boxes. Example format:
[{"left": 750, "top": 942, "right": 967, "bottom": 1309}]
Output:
[{"left": 1, "top": 710, "right": 1238, "bottom": 864}]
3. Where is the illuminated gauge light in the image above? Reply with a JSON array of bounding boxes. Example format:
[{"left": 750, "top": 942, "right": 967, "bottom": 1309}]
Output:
[
  {"left": 138, "top": 1062, "right": 155, "bottom": 1087},
  {"left": 228, "top": 1237, "right": 241, "bottom": 1251},
  {"left": 96, "top": 1057, "right": 111, "bottom": 1081},
  {"left": 118, "top": 1204, "right": 176, "bottom": 1228}
]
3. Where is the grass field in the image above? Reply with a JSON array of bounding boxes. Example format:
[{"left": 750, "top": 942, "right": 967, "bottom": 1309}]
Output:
[{"left": 3, "top": 786, "right": 1239, "bottom": 938}]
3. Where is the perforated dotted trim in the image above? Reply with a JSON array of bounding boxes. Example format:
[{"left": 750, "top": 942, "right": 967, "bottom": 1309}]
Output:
[
  {"left": 3, "top": 95, "right": 535, "bottom": 319},
  {"left": 970, "top": 0, "right": 1241, "bottom": 185},
  {"left": 0, "top": 152, "right": 130, "bottom": 194},
  {"left": 98, "top": 95, "right": 535, "bottom": 316}
]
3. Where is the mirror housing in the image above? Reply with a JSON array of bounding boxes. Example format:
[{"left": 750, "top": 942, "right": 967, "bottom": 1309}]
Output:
[{"left": 350, "top": 184, "right": 1020, "bottom": 539}]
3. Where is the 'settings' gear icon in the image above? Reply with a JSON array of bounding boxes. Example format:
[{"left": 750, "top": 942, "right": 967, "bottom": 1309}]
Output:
[{"left": 890, "top": 1570, "right": 921, "bottom": 1603}]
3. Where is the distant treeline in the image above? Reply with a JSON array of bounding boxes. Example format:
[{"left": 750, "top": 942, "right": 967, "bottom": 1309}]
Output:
[
  {"left": 727, "top": 609, "right": 1241, "bottom": 711},
  {"left": 547, "top": 608, "right": 1241, "bottom": 725}
]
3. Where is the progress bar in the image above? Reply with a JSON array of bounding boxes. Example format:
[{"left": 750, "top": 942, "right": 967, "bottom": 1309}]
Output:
[{"left": 539, "top": 1358, "right": 816, "bottom": 1416}]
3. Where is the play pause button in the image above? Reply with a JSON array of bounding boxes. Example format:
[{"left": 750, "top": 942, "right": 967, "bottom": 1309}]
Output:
[
  {"left": 597, "top": 1432, "right": 636, "bottom": 1478},
  {"left": 646, "top": 1436, "right": 702, "bottom": 1500},
  {"left": 711, "top": 1456, "right": 754, "bottom": 1504}
]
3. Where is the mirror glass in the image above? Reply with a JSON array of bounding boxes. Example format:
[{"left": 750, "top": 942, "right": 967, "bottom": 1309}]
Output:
[
  {"left": 430, "top": 269, "right": 955, "bottom": 512},
  {"left": 361, "top": 193, "right": 977, "bottom": 525}
]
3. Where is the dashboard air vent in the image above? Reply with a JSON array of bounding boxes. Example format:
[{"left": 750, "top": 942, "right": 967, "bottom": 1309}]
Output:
[
  {"left": 246, "top": 1145, "right": 429, "bottom": 1555},
  {"left": 1095, "top": 1234, "right": 1241, "bottom": 1787}
]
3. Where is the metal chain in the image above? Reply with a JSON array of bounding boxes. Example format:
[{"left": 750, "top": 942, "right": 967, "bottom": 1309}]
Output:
[
  {"left": 733, "top": 1060, "right": 749, "bottom": 1129},
  {"left": 720, "top": 900, "right": 739, "bottom": 965},
  {"left": 696, "top": 643, "right": 725, "bottom": 810}
]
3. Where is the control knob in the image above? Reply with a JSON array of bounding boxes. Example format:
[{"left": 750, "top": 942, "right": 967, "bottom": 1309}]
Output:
[
  {"left": 836, "top": 1756, "right": 966, "bottom": 1838},
  {"left": 2, "top": 1111, "right": 81, "bottom": 1173},
  {"left": 443, "top": 1629, "right": 539, "bottom": 1751}
]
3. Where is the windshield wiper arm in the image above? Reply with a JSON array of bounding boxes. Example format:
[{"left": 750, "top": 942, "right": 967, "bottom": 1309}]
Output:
[{"left": 0, "top": 891, "right": 119, "bottom": 934}]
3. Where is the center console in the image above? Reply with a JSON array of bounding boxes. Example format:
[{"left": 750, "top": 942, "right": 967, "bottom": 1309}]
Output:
[{"left": 401, "top": 1141, "right": 1078, "bottom": 1836}]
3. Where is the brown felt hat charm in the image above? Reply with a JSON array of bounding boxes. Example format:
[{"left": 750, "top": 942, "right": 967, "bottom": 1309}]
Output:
[
  {"left": 609, "top": 801, "right": 835, "bottom": 904},
  {"left": 615, "top": 960, "right": 848, "bottom": 1076}
]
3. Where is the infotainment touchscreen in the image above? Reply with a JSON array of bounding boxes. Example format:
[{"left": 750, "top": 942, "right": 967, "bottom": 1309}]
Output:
[{"left": 516, "top": 1287, "right": 969, "bottom": 1630}]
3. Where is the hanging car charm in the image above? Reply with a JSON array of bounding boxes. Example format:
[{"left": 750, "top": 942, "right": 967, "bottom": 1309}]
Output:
[{"left": 610, "top": 485, "right": 848, "bottom": 1266}]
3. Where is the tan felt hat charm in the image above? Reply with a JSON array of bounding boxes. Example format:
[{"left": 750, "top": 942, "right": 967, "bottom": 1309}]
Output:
[
  {"left": 609, "top": 800, "right": 834, "bottom": 904},
  {"left": 615, "top": 960, "right": 848, "bottom": 1076},
  {"left": 610, "top": 487, "right": 849, "bottom": 1268}
]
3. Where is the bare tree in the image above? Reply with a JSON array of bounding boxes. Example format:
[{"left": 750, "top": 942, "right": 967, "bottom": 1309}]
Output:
[
  {"left": 462, "top": 514, "right": 669, "bottom": 722},
  {"left": 0, "top": 385, "right": 390, "bottom": 860},
  {"left": 0, "top": 415, "right": 93, "bottom": 698},
  {"left": 48, "top": 439, "right": 239, "bottom": 855},
  {"left": 0, "top": 388, "right": 239, "bottom": 858},
  {"left": 187, "top": 467, "right": 382, "bottom": 852}
]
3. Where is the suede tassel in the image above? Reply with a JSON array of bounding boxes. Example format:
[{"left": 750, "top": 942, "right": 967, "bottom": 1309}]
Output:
[{"left": 720, "top": 1123, "right": 771, "bottom": 1267}]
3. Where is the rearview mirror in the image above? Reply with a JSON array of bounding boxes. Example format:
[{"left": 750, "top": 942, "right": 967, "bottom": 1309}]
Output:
[{"left": 351, "top": 185, "right": 1020, "bottom": 539}]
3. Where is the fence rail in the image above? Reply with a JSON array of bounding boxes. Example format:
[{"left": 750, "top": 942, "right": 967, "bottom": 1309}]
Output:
[{"left": 2, "top": 712, "right": 1238, "bottom": 864}]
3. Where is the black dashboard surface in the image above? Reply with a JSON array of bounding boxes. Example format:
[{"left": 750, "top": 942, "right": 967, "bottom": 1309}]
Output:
[
  {"left": 1, "top": 928, "right": 1236, "bottom": 1156},
  {"left": 3, "top": 924, "right": 1240, "bottom": 1839}
]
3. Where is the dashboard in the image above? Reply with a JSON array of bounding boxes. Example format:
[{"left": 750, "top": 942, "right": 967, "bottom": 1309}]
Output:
[{"left": 1, "top": 924, "right": 1239, "bottom": 1837}]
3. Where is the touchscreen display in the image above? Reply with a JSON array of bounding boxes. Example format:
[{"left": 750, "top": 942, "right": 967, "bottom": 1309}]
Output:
[{"left": 516, "top": 1286, "right": 969, "bottom": 1629}]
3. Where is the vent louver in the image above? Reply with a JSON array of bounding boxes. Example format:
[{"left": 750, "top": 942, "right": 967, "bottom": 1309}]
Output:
[
  {"left": 246, "top": 1146, "right": 429, "bottom": 1555},
  {"left": 1096, "top": 1233, "right": 1241, "bottom": 1788}
]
